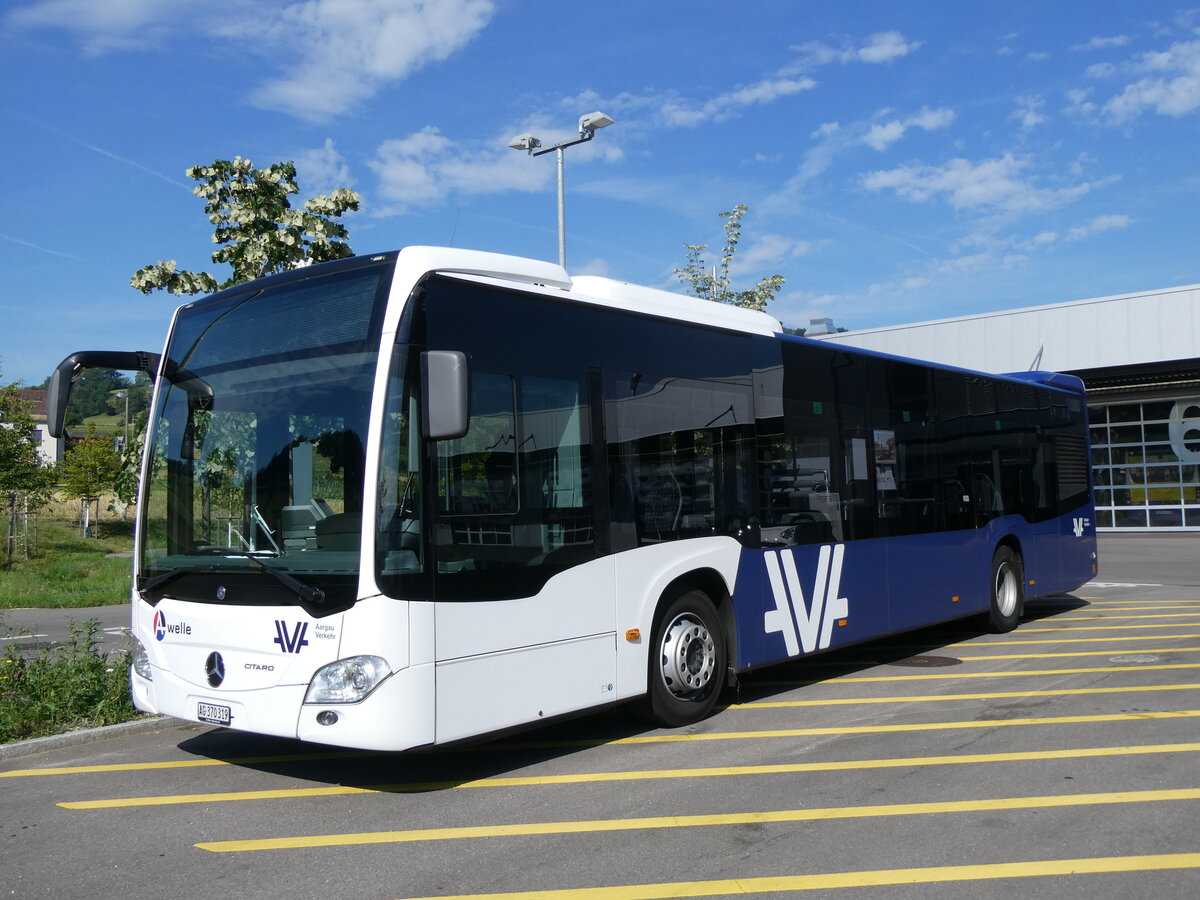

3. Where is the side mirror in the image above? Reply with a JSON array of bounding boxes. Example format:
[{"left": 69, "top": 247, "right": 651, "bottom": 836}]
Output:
[
  {"left": 46, "top": 350, "right": 161, "bottom": 438},
  {"left": 421, "top": 350, "right": 469, "bottom": 440}
]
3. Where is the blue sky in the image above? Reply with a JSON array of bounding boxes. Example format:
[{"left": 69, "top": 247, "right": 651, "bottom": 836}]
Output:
[{"left": 3, "top": 1, "right": 1200, "bottom": 386}]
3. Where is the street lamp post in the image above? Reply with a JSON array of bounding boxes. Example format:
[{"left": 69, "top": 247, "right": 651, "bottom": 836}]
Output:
[
  {"left": 115, "top": 391, "right": 129, "bottom": 449},
  {"left": 508, "top": 111, "right": 614, "bottom": 269}
]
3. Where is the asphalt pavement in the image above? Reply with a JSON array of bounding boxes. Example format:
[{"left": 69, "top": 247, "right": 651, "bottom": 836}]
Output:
[{"left": 1, "top": 532, "right": 1198, "bottom": 899}]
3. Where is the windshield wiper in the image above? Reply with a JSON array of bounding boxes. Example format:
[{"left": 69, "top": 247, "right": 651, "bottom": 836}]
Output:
[
  {"left": 242, "top": 556, "right": 325, "bottom": 605},
  {"left": 138, "top": 565, "right": 221, "bottom": 595},
  {"left": 138, "top": 557, "right": 325, "bottom": 605}
]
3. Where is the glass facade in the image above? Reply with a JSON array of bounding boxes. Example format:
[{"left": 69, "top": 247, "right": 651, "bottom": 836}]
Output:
[{"left": 1088, "top": 397, "right": 1200, "bottom": 529}]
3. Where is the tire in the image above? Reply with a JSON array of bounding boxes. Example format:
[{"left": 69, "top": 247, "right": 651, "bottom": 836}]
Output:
[
  {"left": 988, "top": 545, "right": 1024, "bottom": 633},
  {"left": 640, "top": 589, "right": 726, "bottom": 728}
]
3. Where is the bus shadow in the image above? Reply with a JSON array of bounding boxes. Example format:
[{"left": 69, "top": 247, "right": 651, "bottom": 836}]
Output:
[
  {"left": 173, "top": 593, "right": 1094, "bottom": 790},
  {"left": 732, "top": 592, "right": 1092, "bottom": 703},
  {"left": 173, "top": 705, "right": 673, "bottom": 792}
]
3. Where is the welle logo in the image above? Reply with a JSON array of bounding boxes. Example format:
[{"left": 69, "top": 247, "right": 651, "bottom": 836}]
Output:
[{"left": 763, "top": 545, "right": 849, "bottom": 657}]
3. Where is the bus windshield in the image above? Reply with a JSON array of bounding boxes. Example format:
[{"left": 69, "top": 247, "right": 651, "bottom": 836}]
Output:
[{"left": 137, "top": 260, "right": 391, "bottom": 609}]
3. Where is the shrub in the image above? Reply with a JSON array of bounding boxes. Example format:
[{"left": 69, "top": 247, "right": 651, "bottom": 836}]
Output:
[{"left": 1, "top": 619, "right": 139, "bottom": 743}]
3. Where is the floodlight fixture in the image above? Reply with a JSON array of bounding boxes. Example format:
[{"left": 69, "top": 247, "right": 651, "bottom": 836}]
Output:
[
  {"left": 507, "top": 133, "right": 541, "bottom": 152},
  {"left": 578, "top": 111, "right": 614, "bottom": 133},
  {"left": 507, "top": 111, "right": 617, "bottom": 268}
]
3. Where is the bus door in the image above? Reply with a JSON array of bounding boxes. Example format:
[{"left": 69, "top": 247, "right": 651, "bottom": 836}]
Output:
[{"left": 429, "top": 366, "right": 616, "bottom": 743}]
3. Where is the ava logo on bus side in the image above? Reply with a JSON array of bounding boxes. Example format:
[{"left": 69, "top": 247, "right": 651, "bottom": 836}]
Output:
[
  {"left": 763, "top": 544, "right": 849, "bottom": 657},
  {"left": 274, "top": 620, "right": 310, "bottom": 654}
]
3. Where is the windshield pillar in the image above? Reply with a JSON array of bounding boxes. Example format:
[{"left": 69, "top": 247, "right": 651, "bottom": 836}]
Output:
[{"left": 166, "top": 403, "right": 195, "bottom": 556}]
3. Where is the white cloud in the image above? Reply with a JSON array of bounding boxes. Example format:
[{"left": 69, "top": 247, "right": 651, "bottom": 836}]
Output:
[
  {"left": 1011, "top": 95, "right": 1047, "bottom": 129},
  {"left": 790, "top": 31, "right": 921, "bottom": 68},
  {"left": 860, "top": 154, "right": 1107, "bottom": 214},
  {"left": 294, "top": 139, "right": 354, "bottom": 193},
  {"left": 1105, "top": 40, "right": 1200, "bottom": 120},
  {"left": 1072, "top": 35, "right": 1130, "bottom": 51},
  {"left": 573, "top": 258, "right": 613, "bottom": 277},
  {"left": 1065, "top": 87, "right": 1098, "bottom": 117},
  {"left": 8, "top": 0, "right": 496, "bottom": 121},
  {"left": 366, "top": 121, "right": 625, "bottom": 215},
  {"left": 863, "top": 106, "right": 955, "bottom": 150},
  {"left": 732, "top": 234, "right": 811, "bottom": 273},
  {"left": 560, "top": 77, "right": 818, "bottom": 134},
  {"left": 1070, "top": 38, "right": 1200, "bottom": 123},
  {"left": 856, "top": 31, "right": 922, "bottom": 63},
  {"left": 1066, "top": 214, "right": 1132, "bottom": 240},
  {"left": 659, "top": 77, "right": 816, "bottom": 127},
  {"left": 8, "top": 0, "right": 175, "bottom": 52},
  {"left": 243, "top": 0, "right": 496, "bottom": 121}
]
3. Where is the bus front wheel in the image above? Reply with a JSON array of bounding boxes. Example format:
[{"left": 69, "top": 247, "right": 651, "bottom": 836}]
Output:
[
  {"left": 641, "top": 589, "right": 726, "bottom": 728},
  {"left": 988, "top": 546, "right": 1024, "bottom": 633}
]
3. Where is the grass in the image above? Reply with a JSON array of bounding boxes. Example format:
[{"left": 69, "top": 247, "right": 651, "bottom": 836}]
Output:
[
  {"left": 0, "top": 518, "right": 133, "bottom": 609},
  {"left": 1, "top": 619, "right": 139, "bottom": 744},
  {"left": 81, "top": 413, "right": 121, "bottom": 434}
]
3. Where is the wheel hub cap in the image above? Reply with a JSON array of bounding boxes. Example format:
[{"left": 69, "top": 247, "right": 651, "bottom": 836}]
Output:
[{"left": 660, "top": 614, "right": 716, "bottom": 696}]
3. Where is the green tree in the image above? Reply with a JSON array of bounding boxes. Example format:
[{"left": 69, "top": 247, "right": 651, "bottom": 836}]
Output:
[
  {"left": 0, "top": 382, "right": 48, "bottom": 495},
  {"left": 63, "top": 368, "right": 128, "bottom": 428},
  {"left": 131, "top": 157, "right": 360, "bottom": 296},
  {"left": 58, "top": 424, "right": 120, "bottom": 534},
  {"left": 674, "top": 205, "right": 785, "bottom": 312},
  {"left": 1, "top": 376, "right": 54, "bottom": 563}
]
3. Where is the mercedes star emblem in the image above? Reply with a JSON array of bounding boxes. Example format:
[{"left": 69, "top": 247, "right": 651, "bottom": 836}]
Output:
[{"left": 205, "top": 651, "right": 225, "bottom": 688}]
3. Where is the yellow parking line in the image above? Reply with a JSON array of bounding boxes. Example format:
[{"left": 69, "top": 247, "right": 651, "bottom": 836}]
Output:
[
  {"left": 942, "top": 633, "right": 1200, "bottom": 647},
  {"left": 1052, "top": 613, "right": 1200, "bottom": 621},
  {"left": 388, "top": 852, "right": 1200, "bottom": 899},
  {"left": 502, "top": 710, "right": 1200, "bottom": 749},
  {"left": 0, "top": 750, "right": 369, "bottom": 779},
  {"left": 792, "top": 647, "right": 1199, "bottom": 671},
  {"left": 8, "top": 679, "right": 1196, "bottom": 779},
  {"left": 1060, "top": 609, "right": 1200, "bottom": 619},
  {"left": 954, "top": 646, "right": 1199, "bottom": 661},
  {"left": 1019, "top": 623, "right": 1200, "bottom": 632},
  {"left": 1083, "top": 601, "right": 1200, "bottom": 606},
  {"left": 757, "top": 661, "right": 1200, "bottom": 685},
  {"left": 786, "top": 647, "right": 1199, "bottom": 671},
  {"left": 195, "top": 787, "right": 1200, "bottom": 852},
  {"left": 730, "top": 682, "right": 1200, "bottom": 708},
  {"left": 59, "top": 741, "right": 1200, "bottom": 810}
]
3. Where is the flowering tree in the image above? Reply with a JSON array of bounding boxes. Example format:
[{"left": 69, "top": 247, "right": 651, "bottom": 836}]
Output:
[
  {"left": 131, "top": 157, "right": 360, "bottom": 295},
  {"left": 674, "top": 205, "right": 785, "bottom": 312}
]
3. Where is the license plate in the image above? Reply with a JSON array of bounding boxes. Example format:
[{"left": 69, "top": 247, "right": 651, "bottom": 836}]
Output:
[{"left": 197, "top": 702, "right": 231, "bottom": 725}]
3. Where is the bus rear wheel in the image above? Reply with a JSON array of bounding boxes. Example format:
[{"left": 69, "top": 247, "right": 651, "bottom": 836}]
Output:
[
  {"left": 641, "top": 589, "right": 726, "bottom": 728},
  {"left": 988, "top": 546, "right": 1024, "bottom": 633}
]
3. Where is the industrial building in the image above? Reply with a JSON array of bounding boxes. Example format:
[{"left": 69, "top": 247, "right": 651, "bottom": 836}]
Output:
[{"left": 814, "top": 284, "right": 1200, "bottom": 531}]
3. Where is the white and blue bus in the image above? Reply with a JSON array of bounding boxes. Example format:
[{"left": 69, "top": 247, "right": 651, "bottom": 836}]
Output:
[{"left": 48, "top": 247, "right": 1097, "bottom": 751}]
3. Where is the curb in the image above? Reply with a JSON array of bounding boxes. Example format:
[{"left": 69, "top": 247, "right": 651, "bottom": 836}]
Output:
[{"left": 0, "top": 715, "right": 174, "bottom": 762}]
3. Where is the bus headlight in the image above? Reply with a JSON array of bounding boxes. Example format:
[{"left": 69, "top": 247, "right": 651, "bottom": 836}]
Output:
[
  {"left": 132, "top": 638, "right": 152, "bottom": 681},
  {"left": 304, "top": 656, "right": 391, "bottom": 704}
]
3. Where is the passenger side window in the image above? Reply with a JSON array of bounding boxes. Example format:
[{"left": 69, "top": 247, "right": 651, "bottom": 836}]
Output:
[
  {"left": 606, "top": 370, "right": 756, "bottom": 547},
  {"left": 433, "top": 371, "right": 595, "bottom": 576}
]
